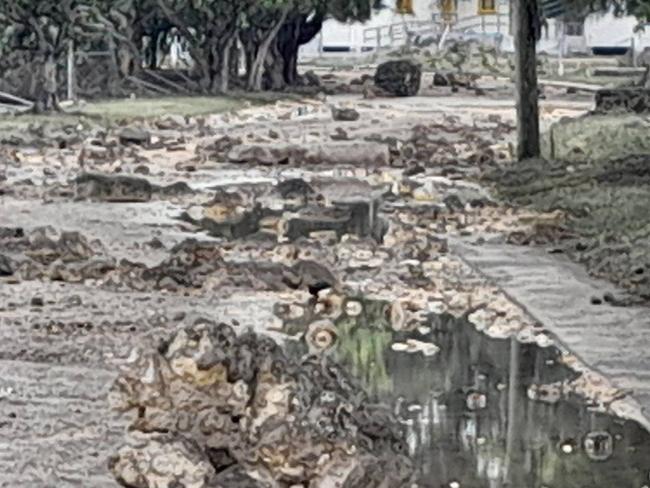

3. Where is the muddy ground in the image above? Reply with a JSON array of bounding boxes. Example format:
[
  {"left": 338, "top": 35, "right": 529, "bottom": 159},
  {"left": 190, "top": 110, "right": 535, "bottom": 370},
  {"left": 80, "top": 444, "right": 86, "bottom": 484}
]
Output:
[{"left": 1, "top": 82, "right": 649, "bottom": 487}]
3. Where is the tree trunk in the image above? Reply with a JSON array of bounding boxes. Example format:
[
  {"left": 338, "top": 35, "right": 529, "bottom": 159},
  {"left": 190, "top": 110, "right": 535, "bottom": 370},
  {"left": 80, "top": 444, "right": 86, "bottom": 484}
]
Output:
[
  {"left": 514, "top": 0, "right": 541, "bottom": 160},
  {"left": 264, "top": 43, "right": 286, "bottom": 91},
  {"left": 219, "top": 32, "right": 237, "bottom": 93},
  {"left": 229, "top": 38, "right": 241, "bottom": 84},
  {"left": 33, "top": 53, "right": 60, "bottom": 113},
  {"left": 247, "top": 8, "right": 289, "bottom": 91},
  {"left": 268, "top": 14, "right": 324, "bottom": 89},
  {"left": 275, "top": 18, "right": 301, "bottom": 88},
  {"left": 287, "top": 14, "right": 324, "bottom": 86}
]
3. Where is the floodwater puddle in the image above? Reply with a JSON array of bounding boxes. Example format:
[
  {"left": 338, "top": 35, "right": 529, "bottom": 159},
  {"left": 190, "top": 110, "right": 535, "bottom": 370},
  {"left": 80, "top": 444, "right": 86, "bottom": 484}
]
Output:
[{"left": 284, "top": 298, "right": 650, "bottom": 487}]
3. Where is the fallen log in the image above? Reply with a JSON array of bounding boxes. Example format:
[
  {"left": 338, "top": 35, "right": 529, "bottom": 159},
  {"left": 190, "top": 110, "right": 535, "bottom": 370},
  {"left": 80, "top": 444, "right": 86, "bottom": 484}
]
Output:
[
  {"left": 0, "top": 90, "right": 34, "bottom": 107},
  {"left": 143, "top": 70, "right": 191, "bottom": 94},
  {"left": 126, "top": 76, "right": 172, "bottom": 95}
]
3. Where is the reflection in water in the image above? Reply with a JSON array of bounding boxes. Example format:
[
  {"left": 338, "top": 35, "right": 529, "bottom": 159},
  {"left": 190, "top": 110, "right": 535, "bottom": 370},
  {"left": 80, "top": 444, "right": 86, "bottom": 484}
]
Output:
[{"left": 326, "top": 298, "right": 650, "bottom": 488}]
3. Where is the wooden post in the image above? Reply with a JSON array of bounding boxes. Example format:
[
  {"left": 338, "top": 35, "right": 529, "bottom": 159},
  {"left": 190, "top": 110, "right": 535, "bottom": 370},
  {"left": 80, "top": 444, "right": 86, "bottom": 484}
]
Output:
[
  {"left": 67, "top": 40, "right": 75, "bottom": 101},
  {"left": 504, "top": 336, "right": 520, "bottom": 482},
  {"left": 558, "top": 21, "right": 565, "bottom": 77},
  {"left": 514, "top": 0, "right": 540, "bottom": 160}
]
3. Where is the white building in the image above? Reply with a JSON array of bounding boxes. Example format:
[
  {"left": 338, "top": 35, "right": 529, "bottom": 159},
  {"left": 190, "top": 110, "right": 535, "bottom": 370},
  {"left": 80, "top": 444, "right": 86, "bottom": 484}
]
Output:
[{"left": 301, "top": 0, "right": 650, "bottom": 58}]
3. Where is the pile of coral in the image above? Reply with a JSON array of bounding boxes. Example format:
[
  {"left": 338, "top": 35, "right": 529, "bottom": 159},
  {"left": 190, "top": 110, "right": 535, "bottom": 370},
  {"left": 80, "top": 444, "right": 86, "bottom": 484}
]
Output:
[{"left": 109, "top": 320, "right": 417, "bottom": 488}]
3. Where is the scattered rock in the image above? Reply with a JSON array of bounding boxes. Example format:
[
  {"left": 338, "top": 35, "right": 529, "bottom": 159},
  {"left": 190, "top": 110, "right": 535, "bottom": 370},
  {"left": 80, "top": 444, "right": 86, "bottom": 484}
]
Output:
[
  {"left": 157, "top": 181, "right": 194, "bottom": 197},
  {"left": 595, "top": 88, "right": 650, "bottom": 114},
  {"left": 302, "top": 70, "right": 321, "bottom": 87},
  {"left": 75, "top": 173, "right": 153, "bottom": 202},
  {"left": 331, "top": 106, "right": 360, "bottom": 122},
  {"left": 133, "top": 164, "right": 150, "bottom": 175},
  {"left": 362, "top": 80, "right": 377, "bottom": 99},
  {"left": 227, "top": 142, "right": 390, "bottom": 167},
  {"left": 330, "top": 127, "right": 350, "bottom": 141},
  {"left": 276, "top": 178, "right": 316, "bottom": 200},
  {"left": 227, "top": 144, "right": 290, "bottom": 166},
  {"left": 118, "top": 127, "right": 151, "bottom": 146},
  {"left": 374, "top": 60, "right": 422, "bottom": 97},
  {"left": 155, "top": 114, "right": 187, "bottom": 130},
  {"left": 433, "top": 72, "right": 449, "bottom": 87},
  {"left": 0, "top": 254, "right": 13, "bottom": 277}
]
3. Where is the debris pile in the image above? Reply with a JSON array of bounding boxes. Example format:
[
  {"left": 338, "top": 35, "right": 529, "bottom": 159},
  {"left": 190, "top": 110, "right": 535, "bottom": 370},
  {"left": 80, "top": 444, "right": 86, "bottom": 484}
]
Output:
[
  {"left": 374, "top": 60, "right": 422, "bottom": 97},
  {"left": 0, "top": 226, "right": 115, "bottom": 283},
  {"left": 109, "top": 321, "right": 417, "bottom": 487},
  {"left": 75, "top": 173, "right": 193, "bottom": 202},
  {"left": 595, "top": 87, "right": 650, "bottom": 114}
]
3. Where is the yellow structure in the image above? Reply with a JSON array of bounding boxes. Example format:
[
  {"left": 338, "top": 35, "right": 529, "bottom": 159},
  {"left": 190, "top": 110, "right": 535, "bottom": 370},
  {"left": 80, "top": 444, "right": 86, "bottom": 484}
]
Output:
[
  {"left": 478, "top": 0, "right": 497, "bottom": 14},
  {"left": 440, "top": 0, "right": 456, "bottom": 21},
  {"left": 395, "top": 0, "right": 414, "bottom": 14}
]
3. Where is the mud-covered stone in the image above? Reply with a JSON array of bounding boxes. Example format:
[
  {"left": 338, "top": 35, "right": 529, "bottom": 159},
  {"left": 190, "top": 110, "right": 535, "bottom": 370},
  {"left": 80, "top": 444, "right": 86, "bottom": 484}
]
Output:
[
  {"left": 179, "top": 191, "right": 270, "bottom": 239},
  {"left": 275, "top": 178, "right": 316, "bottom": 200},
  {"left": 285, "top": 259, "right": 338, "bottom": 295},
  {"left": 118, "top": 127, "right": 151, "bottom": 146},
  {"left": 302, "top": 70, "right": 321, "bottom": 87},
  {"left": 75, "top": 173, "right": 153, "bottom": 202},
  {"left": 0, "top": 254, "right": 13, "bottom": 276},
  {"left": 139, "top": 239, "right": 225, "bottom": 289},
  {"left": 595, "top": 88, "right": 650, "bottom": 114},
  {"left": 331, "top": 106, "right": 360, "bottom": 122},
  {"left": 228, "top": 142, "right": 390, "bottom": 167},
  {"left": 374, "top": 60, "right": 422, "bottom": 97},
  {"left": 24, "top": 229, "right": 96, "bottom": 265},
  {"left": 433, "top": 72, "right": 450, "bottom": 87}
]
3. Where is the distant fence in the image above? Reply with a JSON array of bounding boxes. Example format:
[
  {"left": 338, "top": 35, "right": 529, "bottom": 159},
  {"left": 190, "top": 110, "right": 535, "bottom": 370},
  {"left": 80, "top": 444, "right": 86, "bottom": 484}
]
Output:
[{"left": 361, "top": 13, "right": 511, "bottom": 52}]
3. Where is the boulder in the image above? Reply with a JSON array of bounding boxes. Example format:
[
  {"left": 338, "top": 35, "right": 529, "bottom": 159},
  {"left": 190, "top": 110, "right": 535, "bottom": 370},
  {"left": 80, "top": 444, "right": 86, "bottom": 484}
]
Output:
[
  {"left": 331, "top": 106, "right": 360, "bottom": 122},
  {"left": 433, "top": 72, "right": 449, "bottom": 87},
  {"left": 118, "top": 126, "right": 151, "bottom": 146},
  {"left": 302, "top": 70, "right": 321, "bottom": 87},
  {"left": 374, "top": 60, "right": 422, "bottom": 97},
  {"left": 0, "top": 254, "right": 13, "bottom": 276}
]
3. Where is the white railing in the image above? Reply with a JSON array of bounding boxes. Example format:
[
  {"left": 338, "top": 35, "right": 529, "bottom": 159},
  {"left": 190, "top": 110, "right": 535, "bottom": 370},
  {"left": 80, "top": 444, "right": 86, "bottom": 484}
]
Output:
[
  {"left": 362, "top": 20, "right": 441, "bottom": 48},
  {"left": 361, "top": 13, "right": 510, "bottom": 51},
  {"left": 454, "top": 13, "right": 510, "bottom": 35}
]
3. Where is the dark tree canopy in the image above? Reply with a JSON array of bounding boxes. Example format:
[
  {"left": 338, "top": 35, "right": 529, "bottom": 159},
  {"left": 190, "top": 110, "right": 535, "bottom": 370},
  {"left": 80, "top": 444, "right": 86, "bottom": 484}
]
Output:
[{"left": 0, "top": 0, "right": 380, "bottom": 109}]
